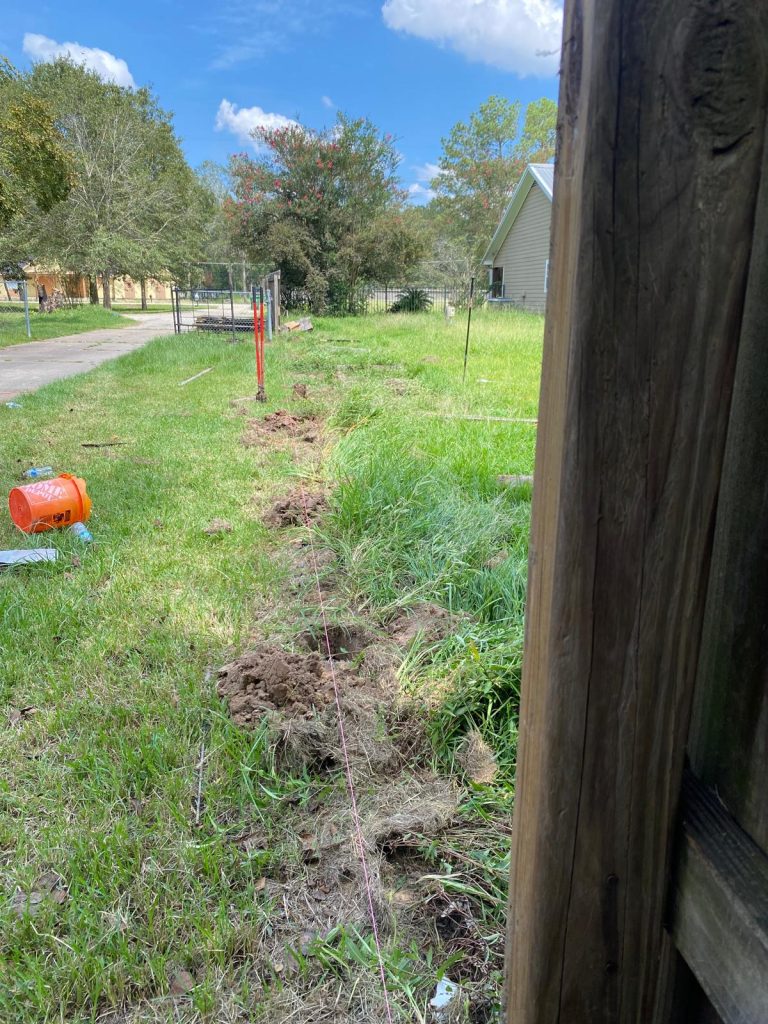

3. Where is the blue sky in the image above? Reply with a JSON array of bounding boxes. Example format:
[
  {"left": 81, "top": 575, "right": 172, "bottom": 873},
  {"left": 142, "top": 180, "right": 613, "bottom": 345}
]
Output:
[{"left": 4, "top": 0, "right": 562, "bottom": 203}]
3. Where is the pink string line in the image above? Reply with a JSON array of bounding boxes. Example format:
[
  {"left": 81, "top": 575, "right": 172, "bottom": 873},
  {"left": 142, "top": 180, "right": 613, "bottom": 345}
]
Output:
[{"left": 298, "top": 481, "right": 395, "bottom": 1024}]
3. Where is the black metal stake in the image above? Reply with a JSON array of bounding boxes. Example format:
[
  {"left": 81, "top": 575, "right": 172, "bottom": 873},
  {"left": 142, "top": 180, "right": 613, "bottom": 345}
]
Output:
[{"left": 462, "top": 276, "right": 475, "bottom": 384}]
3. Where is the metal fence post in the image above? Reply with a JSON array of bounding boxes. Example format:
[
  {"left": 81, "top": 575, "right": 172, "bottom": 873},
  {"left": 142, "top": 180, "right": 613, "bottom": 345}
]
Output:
[
  {"left": 227, "top": 267, "right": 236, "bottom": 344},
  {"left": 21, "top": 280, "right": 31, "bottom": 338}
]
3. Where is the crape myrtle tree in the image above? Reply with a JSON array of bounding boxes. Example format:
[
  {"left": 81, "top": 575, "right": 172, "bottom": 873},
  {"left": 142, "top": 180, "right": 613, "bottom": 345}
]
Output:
[
  {"left": 227, "top": 113, "right": 426, "bottom": 313},
  {"left": 17, "top": 59, "right": 207, "bottom": 306},
  {"left": 430, "top": 95, "right": 557, "bottom": 269}
]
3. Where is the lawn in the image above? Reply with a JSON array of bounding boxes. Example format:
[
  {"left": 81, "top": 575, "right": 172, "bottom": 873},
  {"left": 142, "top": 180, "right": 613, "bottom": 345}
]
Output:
[
  {"left": 0, "top": 305, "right": 132, "bottom": 348},
  {"left": 0, "top": 308, "right": 543, "bottom": 1023}
]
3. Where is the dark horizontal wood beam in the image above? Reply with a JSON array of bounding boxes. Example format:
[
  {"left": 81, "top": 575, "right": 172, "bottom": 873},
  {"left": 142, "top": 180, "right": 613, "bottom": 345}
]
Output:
[{"left": 672, "top": 771, "right": 768, "bottom": 1024}]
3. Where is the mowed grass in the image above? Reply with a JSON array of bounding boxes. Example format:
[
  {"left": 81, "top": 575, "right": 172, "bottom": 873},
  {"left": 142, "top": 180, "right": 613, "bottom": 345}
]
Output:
[
  {"left": 0, "top": 308, "right": 543, "bottom": 1023},
  {"left": 0, "top": 305, "right": 131, "bottom": 348}
]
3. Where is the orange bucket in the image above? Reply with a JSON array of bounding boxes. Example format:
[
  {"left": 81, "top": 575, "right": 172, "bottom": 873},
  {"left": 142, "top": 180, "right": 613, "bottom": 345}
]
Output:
[{"left": 8, "top": 474, "right": 92, "bottom": 533}]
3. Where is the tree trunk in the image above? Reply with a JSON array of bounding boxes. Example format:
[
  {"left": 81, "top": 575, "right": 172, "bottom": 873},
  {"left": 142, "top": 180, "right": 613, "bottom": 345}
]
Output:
[
  {"left": 102, "top": 273, "right": 112, "bottom": 309},
  {"left": 3, "top": 279, "right": 11, "bottom": 302},
  {"left": 88, "top": 276, "right": 99, "bottom": 305},
  {"left": 140, "top": 278, "right": 147, "bottom": 311}
]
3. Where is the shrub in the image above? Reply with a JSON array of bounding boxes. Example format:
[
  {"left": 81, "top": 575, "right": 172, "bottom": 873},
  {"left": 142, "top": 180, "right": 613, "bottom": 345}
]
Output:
[{"left": 389, "top": 287, "right": 432, "bottom": 313}]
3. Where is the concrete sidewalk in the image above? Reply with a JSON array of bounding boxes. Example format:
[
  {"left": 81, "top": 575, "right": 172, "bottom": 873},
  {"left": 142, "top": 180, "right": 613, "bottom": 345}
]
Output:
[{"left": 0, "top": 313, "right": 175, "bottom": 401}]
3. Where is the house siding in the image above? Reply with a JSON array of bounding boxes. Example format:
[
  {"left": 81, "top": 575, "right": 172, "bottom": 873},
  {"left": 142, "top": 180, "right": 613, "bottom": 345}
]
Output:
[{"left": 493, "top": 183, "right": 552, "bottom": 312}]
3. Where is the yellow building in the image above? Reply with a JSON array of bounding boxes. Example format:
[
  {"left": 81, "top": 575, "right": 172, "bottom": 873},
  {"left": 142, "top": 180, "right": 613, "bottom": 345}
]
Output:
[{"left": 0, "top": 266, "right": 170, "bottom": 304}]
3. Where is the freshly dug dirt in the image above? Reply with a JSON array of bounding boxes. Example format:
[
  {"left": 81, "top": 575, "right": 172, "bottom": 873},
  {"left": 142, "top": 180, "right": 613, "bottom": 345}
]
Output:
[
  {"left": 263, "top": 490, "right": 326, "bottom": 528},
  {"left": 297, "top": 622, "right": 372, "bottom": 660},
  {"left": 217, "top": 642, "right": 408, "bottom": 777},
  {"left": 217, "top": 649, "right": 337, "bottom": 724},
  {"left": 388, "top": 602, "right": 460, "bottom": 647},
  {"left": 242, "top": 410, "right": 321, "bottom": 446}
]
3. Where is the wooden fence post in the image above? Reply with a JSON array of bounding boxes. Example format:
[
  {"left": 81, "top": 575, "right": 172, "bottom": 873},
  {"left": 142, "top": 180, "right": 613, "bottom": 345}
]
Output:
[{"left": 505, "top": 1, "right": 768, "bottom": 1022}]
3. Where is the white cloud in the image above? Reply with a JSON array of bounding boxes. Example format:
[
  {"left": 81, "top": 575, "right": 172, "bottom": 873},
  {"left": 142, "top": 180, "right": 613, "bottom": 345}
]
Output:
[
  {"left": 22, "top": 32, "right": 136, "bottom": 87},
  {"left": 381, "top": 0, "right": 563, "bottom": 77},
  {"left": 215, "top": 99, "right": 299, "bottom": 147},
  {"left": 408, "top": 182, "right": 435, "bottom": 204},
  {"left": 414, "top": 161, "right": 441, "bottom": 183},
  {"left": 321, "top": 94, "right": 335, "bottom": 108}
]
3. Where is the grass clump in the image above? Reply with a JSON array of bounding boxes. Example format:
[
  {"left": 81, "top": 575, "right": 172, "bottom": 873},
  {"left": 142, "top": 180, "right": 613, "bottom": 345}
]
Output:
[{"left": 0, "top": 303, "right": 132, "bottom": 348}]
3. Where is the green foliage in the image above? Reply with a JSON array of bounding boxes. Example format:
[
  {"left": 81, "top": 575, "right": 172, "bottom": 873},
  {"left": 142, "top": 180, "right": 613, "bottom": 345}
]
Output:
[
  {"left": 7, "top": 59, "right": 207, "bottom": 296},
  {"left": 519, "top": 97, "right": 558, "bottom": 162},
  {"left": 228, "top": 113, "right": 427, "bottom": 311},
  {"left": 0, "top": 59, "right": 72, "bottom": 231},
  {"left": 430, "top": 94, "right": 557, "bottom": 267},
  {"left": 389, "top": 287, "right": 433, "bottom": 313}
]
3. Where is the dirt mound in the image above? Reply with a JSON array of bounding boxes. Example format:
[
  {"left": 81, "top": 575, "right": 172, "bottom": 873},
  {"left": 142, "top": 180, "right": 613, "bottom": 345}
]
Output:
[
  {"left": 388, "top": 602, "right": 460, "bottom": 646},
  {"left": 217, "top": 649, "right": 337, "bottom": 724},
  {"left": 263, "top": 490, "right": 326, "bottom": 528},
  {"left": 217, "top": 642, "right": 408, "bottom": 776},
  {"left": 242, "top": 410, "right": 321, "bottom": 446}
]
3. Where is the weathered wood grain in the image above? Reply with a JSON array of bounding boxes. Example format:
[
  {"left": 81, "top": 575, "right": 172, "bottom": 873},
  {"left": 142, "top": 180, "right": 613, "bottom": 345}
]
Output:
[
  {"left": 686, "top": 101, "right": 768, "bottom": 853},
  {"left": 504, "top": 1, "right": 768, "bottom": 1021},
  {"left": 673, "top": 772, "right": 768, "bottom": 1023}
]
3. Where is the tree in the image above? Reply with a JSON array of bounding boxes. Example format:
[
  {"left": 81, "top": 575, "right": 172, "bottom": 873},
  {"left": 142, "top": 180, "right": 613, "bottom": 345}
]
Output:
[
  {"left": 430, "top": 95, "right": 557, "bottom": 268},
  {"left": 518, "top": 97, "right": 558, "bottom": 163},
  {"left": 227, "top": 113, "right": 426, "bottom": 312},
  {"left": 0, "top": 58, "right": 72, "bottom": 234},
  {"left": 17, "top": 59, "right": 206, "bottom": 306}
]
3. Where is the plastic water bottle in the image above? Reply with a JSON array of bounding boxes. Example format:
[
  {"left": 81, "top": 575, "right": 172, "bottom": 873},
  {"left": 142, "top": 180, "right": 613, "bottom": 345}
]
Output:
[
  {"left": 70, "top": 521, "right": 93, "bottom": 543},
  {"left": 23, "top": 466, "right": 54, "bottom": 479}
]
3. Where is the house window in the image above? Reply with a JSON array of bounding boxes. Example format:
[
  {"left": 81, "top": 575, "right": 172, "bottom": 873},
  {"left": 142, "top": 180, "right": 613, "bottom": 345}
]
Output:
[
  {"left": 544, "top": 259, "right": 551, "bottom": 294},
  {"left": 491, "top": 266, "right": 504, "bottom": 298}
]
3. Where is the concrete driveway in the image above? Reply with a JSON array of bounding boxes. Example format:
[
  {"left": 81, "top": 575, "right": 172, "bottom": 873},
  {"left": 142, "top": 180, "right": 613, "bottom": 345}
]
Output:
[{"left": 0, "top": 313, "right": 175, "bottom": 401}]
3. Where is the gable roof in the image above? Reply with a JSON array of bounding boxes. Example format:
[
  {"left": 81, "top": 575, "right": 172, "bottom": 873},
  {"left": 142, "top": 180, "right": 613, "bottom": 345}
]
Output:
[{"left": 482, "top": 163, "right": 555, "bottom": 265}]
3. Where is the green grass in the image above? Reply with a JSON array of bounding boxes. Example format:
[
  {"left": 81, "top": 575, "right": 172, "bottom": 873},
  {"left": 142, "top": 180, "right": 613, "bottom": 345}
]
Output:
[
  {"left": 0, "top": 305, "right": 132, "bottom": 348},
  {"left": 0, "top": 308, "right": 542, "bottom": 1023}
]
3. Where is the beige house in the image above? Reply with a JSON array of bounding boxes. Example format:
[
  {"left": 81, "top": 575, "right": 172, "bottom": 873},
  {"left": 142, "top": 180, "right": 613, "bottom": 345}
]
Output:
[
  {"left": 0, "top": 266, "right": 169, "bottom": 304},
  {"left": 482, "top": 163, "right": 554, "bottom": 313}
]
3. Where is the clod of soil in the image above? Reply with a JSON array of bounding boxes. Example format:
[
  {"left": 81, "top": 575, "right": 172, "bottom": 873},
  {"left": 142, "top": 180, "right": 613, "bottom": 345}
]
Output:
[
  {"left": 388, "top": 602, "right": 460, "bottom": 647},
  {"left": 263, "top": 490, "right": 326, "bottom": 528},
  {"left": 242, "top": 410, "right": 321, "bottom": 446},
  {"left": 298, "top": 623, "right": 371, "bottom": 660},
  {"left": 217, "top": 649, "right": 336, "bottom": 725}
]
